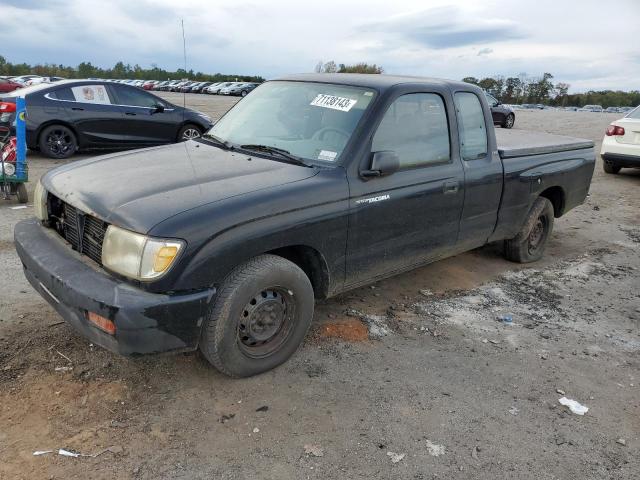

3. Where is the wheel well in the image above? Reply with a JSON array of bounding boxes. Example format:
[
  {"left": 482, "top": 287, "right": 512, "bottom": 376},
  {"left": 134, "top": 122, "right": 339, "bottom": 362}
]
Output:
[
  {"left": 539, "top": 186, "right": 565, "bottom": 217},
  {"left": 266, "top": 245, "right": 330, "bottom": 299},
  {"left": 36, "top": 121, "right": 80, "bottom": 149}
]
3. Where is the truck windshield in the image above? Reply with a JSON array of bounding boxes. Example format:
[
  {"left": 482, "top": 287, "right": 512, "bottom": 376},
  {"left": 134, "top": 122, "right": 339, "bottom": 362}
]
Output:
[{"left": 204, "top": 81, "right": 376, "bottom": 164}]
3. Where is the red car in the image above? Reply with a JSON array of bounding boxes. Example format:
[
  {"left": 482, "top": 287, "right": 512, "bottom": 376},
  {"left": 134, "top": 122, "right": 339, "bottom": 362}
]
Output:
[{"left": 0, "top": 79, "right": 22, "bottom": 93}]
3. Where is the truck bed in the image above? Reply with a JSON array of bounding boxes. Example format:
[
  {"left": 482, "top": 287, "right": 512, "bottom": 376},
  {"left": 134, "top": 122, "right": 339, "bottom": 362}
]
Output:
[{"left": 496, "top": 129, "right": 594, "bottom": 159}]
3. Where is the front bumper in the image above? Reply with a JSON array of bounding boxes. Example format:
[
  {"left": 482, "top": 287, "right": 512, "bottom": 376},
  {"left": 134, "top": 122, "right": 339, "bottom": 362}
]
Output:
[{"left": 14, "top": 219, "right": 214, "bottom": 356}]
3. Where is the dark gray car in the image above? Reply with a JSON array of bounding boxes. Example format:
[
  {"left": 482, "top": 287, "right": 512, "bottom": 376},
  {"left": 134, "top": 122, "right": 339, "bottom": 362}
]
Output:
[
  {"left": 485, "top": 92, "right": 515, "bottom": 128},
  {"left": 0, "top": 80, "right": 213, "bottom": 158}
]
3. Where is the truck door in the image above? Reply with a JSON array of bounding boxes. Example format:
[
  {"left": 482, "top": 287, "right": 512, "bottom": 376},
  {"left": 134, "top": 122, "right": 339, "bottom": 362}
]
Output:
[
  {"left": 452, "top": 91, "right": 503, "bottom": 250},
  {"left": 345, "top": 92, "right": 465, "bottom": 288}
]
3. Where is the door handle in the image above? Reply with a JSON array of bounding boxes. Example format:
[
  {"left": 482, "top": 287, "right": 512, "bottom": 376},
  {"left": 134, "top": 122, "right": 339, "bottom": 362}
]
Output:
[
  {"left": 71, "top": 107, "right": 84, "bottom": 111},
  {"left": 125, "top": 112, "right": 136, "bottom": 116},
  {"left": 443, "top": 181, "right": 459, "bottom": 194}
]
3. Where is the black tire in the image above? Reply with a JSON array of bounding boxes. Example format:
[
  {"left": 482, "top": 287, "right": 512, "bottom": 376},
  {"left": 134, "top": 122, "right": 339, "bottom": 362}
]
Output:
[
  {"left": 603, "top": 162, "right": 621, "bottom": 174},
  {"left": 200, "top": 254, "right": 315, "bottom": 378},
  {"left": 16, "top": 183, "right": 28, "bottom": 203},
  {"left": 38, "top": 125, "right": 77, "bottom": 159},
  {"left": 177, "top": 124, "right": 202, "bottom": 142},
  {"left": 503, "top": 113, "right": 515, "bottom": 129},
  {"left": 241, "top": 90, "right": 248, "bottom": 97},
  {"left": 504, "top": 197, "right": 554, "bottom": 263}
]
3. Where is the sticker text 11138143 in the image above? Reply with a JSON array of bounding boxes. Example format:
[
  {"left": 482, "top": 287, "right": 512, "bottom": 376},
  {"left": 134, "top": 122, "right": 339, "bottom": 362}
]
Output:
[{"left": 310, "top": 94, "right": 357, "bottom": 112}]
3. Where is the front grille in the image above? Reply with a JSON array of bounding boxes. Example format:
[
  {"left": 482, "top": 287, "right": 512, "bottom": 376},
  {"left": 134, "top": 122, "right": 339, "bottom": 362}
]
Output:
[{"left": 52, "top": 197, "right": 108, "bottom": 265}]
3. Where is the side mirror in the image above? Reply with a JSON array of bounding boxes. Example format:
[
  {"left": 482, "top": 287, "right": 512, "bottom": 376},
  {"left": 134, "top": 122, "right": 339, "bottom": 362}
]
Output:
[
  {"left": 152, "top": 104, "right": 165, "bottom": 114},
  {"left": 361, "top": 151, "right": 400, "bottom": 178}
]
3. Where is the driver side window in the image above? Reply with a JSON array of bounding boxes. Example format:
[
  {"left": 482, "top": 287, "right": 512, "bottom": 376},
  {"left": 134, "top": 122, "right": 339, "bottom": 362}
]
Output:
[{"left": 372, "top": 93, "right": 451, "bottom": 170}]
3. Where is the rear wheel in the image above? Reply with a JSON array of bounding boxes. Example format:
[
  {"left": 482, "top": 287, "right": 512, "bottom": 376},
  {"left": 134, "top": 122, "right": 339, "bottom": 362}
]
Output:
[
  {"left": 603, "top": 162, "right": 621, "bottom": 174},
  {"left": 38, "top": 125, "right": 77, "bottom": 159},
  {"left": 199, "top": 254, "right": 315, "bottom": 378},
  {"left": 241, "top": 90, "right": 248, "bottom": 97},
  {"left": 504, "top": 197, "right": 554, "bottom": 263},
  {"left": 177, "top": 124, "right": 202, "bottom": 142}
]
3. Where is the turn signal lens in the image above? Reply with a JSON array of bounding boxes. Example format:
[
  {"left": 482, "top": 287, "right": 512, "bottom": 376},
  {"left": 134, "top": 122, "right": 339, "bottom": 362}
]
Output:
[
  {"left": 153, "top": 246, "right": 179, "bottom": 272},
  {"left": 86, "top": 311, "right": 116, "bottom": 335}
]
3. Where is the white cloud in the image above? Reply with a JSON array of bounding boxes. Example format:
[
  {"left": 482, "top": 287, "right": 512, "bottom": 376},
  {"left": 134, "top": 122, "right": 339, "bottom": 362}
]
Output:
[{"left": 0, "top": 0, "right": 637, "bottom": 91}]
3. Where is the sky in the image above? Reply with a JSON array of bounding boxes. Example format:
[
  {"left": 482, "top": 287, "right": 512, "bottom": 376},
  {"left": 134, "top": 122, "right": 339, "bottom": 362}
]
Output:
[{"left": 1, "top": 0, "right": 638, "bottom": 92}]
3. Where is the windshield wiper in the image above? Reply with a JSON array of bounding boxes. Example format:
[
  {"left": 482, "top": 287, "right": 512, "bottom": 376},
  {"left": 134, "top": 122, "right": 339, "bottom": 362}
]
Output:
[
  {"left": 239, "top": 144, "right": 311, "bottom": 167},
  {"left": 201, "top": 134, "right": 234, "bottom": 151}
]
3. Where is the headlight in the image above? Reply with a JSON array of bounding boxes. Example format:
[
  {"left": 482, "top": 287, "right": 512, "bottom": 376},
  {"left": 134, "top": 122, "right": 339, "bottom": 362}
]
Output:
[
  {"left": 101, "top": 225, "right": 185, "bottom": 281},
  {"left": 34, "top": 180, "right": 48, "bottom": 221},
  {"left": 1, "top": 160, "right": 15, "bottom": 176}
]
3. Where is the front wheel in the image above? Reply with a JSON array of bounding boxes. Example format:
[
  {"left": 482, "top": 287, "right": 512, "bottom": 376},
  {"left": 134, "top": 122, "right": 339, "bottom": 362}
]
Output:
[
  {"left": 16, "top": 183, "right": 28, "bottom": 203},
  {"left": 504, "top": 197, "right": 554, "bottom": 263},
  {"left": 503, "top": 113, "right": 515, "bottom": 129},
  {"left": 177, "top": 124, "right": 202, "bottom": 142},
  {"left": 200, "top": 255, "right": 315, "bottom": 377},
  {"left": 38, "top": 125, "right": 77, "bottom": 159},
  {"left": 241, "top": 90, "right": 248, "bottom": 97}
]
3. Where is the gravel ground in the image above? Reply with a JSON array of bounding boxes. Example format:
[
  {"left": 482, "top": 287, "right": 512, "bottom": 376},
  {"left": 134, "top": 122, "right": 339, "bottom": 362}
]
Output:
[{"left": 0, "top": 94, "right": 638, "bottom": 480}]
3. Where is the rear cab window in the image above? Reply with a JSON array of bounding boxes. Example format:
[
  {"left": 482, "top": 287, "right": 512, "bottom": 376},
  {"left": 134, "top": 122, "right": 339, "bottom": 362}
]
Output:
[{"left": 454, "top": 92, "right": 488, "bottom": 160}]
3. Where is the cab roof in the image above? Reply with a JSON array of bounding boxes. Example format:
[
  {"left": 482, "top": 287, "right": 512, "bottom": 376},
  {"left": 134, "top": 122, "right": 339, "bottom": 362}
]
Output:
[{"left": 273, "top": 73, "right": 473, "bottom": 92}]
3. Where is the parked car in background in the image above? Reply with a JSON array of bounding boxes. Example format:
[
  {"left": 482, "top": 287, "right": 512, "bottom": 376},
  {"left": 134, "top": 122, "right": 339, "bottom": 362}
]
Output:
[
  {"left": 605, "top": 107, "right": 619, "bottom": 113},
  {"left": 190, "top": 82, "right": 214, "bottom": 94},
  {"left": 618, "top": 106, "right": 634, "bottom": 114},
  {"left": 485, "top": 92, "right": 515, "bottom": 128},
  {"left": 11, "top": 75, "right": 42, "bottom": 86},
  {"left": 600, "top": 105, "right": 640, "bottom": 174},
  {"left": 578, "top": 105, "right": 603, "bottom": 112},
  {"left": 204, "top": 82, "right": 224, "bottom": 94},
  {"left": 25, "top": 76, "right": 65, "bottom": 86},
  {"left": 0, "top": 78, "right": 23, "bottom": 93},
  {"left": 0, "top": 80, "right": 213, "bottom": 159},
  {"left": 207, "top": 82, "right": 234, "bottom": 94}
]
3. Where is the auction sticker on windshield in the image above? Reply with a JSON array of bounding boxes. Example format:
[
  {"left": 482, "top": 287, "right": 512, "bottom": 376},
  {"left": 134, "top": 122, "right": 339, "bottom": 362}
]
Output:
[
  {"left": 310, "top": 94, "right": 357, "bottom": 112},
  {"left": 317, "top": 150, "right": 338, "bottom": 161}
]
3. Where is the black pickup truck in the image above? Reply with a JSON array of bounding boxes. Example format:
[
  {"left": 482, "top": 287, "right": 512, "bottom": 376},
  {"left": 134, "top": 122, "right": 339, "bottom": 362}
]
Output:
[{"left": 15, "top": 74, "right": 595, "bottom": 377}]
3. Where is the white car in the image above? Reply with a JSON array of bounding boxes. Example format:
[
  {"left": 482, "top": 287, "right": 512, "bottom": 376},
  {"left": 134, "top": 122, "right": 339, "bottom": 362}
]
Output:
[
  {"left": 24, "top": 76, "right": 65, "bottom": 86},
  {"left": 600, "top": 105, "right": 640, "bottom": 174}
]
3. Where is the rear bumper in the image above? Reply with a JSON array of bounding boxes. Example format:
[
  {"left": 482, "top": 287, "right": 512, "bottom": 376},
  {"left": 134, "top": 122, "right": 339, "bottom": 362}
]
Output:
[
  {"left": 14, "top": 219, "right": 213, "bottom": 356},
  {"left": 601, "top": 152, "right": 640, "bottom": 168}
]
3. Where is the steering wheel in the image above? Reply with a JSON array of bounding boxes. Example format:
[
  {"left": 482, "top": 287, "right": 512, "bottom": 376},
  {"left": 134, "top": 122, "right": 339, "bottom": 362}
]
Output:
[{"left": 311, "top": 127, "right": 350, "bottom": 144}]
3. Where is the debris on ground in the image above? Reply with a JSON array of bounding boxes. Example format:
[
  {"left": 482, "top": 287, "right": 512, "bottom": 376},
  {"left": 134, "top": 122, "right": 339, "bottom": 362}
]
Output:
[
  {"left": 425, "top": 440, "right": 446, "bottom": 457},
  {"left": 616, "top": 438, "right": 626, "bottom": 446},
  {"left": 558, "top": 397, "right": 589, "bottom": 415},
  {"left": 255, "top": 405, "right": 269, "bottom": 412},
  {"left": 386, "top": 451, "right": 406, "bottom": 463},
  {"left": 54, "top": 366, "right": 72, "bottom": 372},
  {"left": 252, "top": 427, "right": 260, "bottom": 433},
  {"left": 303, "top": 444, "right": 324, "bottom": 457},
  {"left": 219, "top": 414, "right": 235, "bottom": 424},
  {"left": 497, "top": 314, "right": 513, "bottom": 324},
  {"left": 509, "top": 406, "right": 520, "bottom": 416}
]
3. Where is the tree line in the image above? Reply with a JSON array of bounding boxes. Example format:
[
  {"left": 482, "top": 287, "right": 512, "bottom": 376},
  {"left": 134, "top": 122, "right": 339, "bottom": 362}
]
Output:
[
  {"left": 314, "top": 61, "right": 384, "bottom": 74},
  {"left": 462, "top": 73, "right": 639, "bottom": 108},
  {"left": 0, "top": 56, "right": 264, "bottom": 83}
]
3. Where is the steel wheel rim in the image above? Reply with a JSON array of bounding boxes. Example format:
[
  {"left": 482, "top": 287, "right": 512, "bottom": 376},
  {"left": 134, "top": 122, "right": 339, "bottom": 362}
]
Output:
[
  {"left": 528, "top": 216, "right": 546, "bottom": 254},
  {"left": 46, "top": 129, "right": 73, "bottom": 157},
  {"left": 182, "top": 128, "right": 200, "bottom": 140},
  {"left": 237, "top": 287, "right": 295, "bottom": 358},
  {"left": 506, "top": 115, "right": 514, "bottom": 128}
]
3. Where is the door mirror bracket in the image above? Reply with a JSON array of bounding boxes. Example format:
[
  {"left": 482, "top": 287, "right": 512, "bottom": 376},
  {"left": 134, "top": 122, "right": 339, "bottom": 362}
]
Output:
[{"left": 361, "top": 151, "right": 400, "bottom": 178}]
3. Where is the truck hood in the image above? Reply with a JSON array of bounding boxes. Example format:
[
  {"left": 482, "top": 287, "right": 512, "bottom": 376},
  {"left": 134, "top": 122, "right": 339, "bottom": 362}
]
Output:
[{"left": 43, "top": 140, "right": 319, "bottom": 233}]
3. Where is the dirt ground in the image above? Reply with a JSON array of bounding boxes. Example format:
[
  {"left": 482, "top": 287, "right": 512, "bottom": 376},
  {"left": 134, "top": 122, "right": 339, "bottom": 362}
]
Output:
[{"left": 0, "top": 95, "right": 638, "bottom": 480}]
